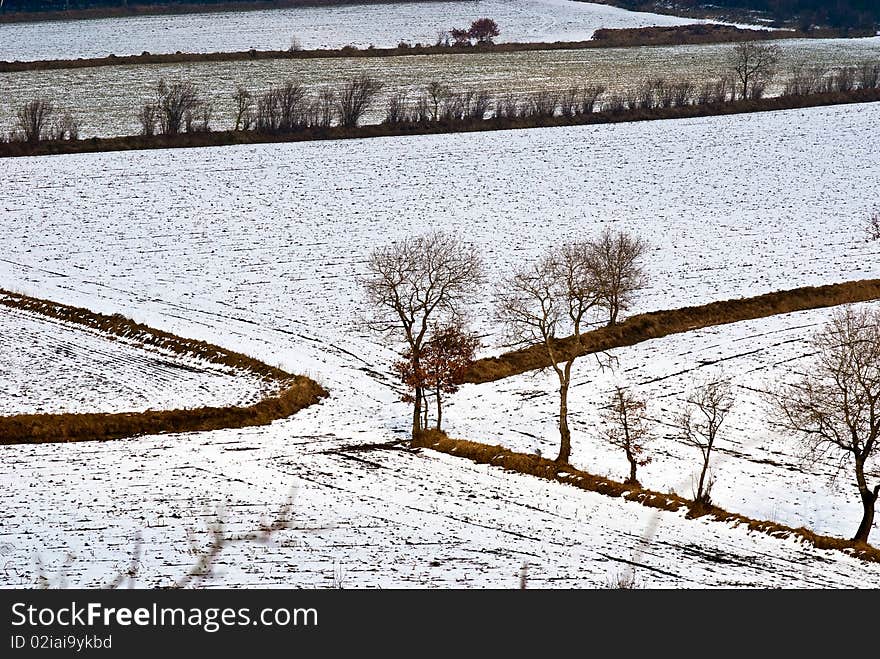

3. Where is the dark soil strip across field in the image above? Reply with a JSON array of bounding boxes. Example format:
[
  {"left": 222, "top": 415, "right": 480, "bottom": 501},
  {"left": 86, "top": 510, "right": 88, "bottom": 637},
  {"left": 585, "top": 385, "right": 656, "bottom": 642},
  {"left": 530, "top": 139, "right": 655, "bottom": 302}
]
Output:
[
  {"left": 0, "top": 24, "right": 863, "bottom": 72},
  {"left": 3, "top": 88, "right": 879, "bottom": 159},
  {"left": 464, "top": 278, "right": 880, "bottom": 383},
  {"left": 0, "top": 289, "right": 328, "bottom": 444},
  {"left": 414, "top": 431, "right": 880, "bottom": 563}
]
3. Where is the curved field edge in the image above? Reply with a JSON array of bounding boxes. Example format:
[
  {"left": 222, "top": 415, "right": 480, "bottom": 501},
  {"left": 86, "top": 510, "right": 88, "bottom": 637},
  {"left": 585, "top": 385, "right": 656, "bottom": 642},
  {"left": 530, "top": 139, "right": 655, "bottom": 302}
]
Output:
[
  {"left": 465, "top": 277, "right": 880, "bottom": 383},
  {"left": 0, "top": 289, "right": 328, "bottom": 444},
  {"left": 414, "top": 431, "right": 880, "bottom": 561}
]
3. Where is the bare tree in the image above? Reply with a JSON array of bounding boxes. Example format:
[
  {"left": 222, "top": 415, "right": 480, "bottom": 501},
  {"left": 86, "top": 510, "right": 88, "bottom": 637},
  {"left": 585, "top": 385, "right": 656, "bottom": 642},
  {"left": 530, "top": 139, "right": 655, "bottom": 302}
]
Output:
[
  {"left": 426, "top": 81, "right": 448, "bottom": 122},
  {"left": 383, "top": 91, "right": 409, "bottom": 125},
  {"left": 316, "top": 89, "right": 336, "bottom": 128},
  {"left": 497, "top": 244, "right": 601, "bottom": 463},
  {"left": 578, "top": 85, "right": 605, "bottom": 114},
  {"left": 601, "top": 385, "right": 653, "bottom": 485},
  {"left": 153, "top": 79, "right": 202, "bottom": 136},
  {"left": 138, "top": 104, "right": 157, "bottom": 136},
  {"left": 362, "top": 232, "right": 483, "bottom": 440},
  {"left": 858, "top": 61, "right": 879, "bottom": 89},
  {"left": 48, "top": 112, "right": 79, "bottom": 141},
  {"left": 771, "top": 306, "right": 880, "bottom": 543},
  {"left": 586, "top": 227, "right": 649, "bottom": 326},
  {"left": 337, "top": 76, "right": 383, "bottom": 128},
  {"left": 728, "top": 43, "right": 782, "bottom": 101},
  {"left": 16, "top": 98, "right": 53, "bottom": 143},
  {"left": 232, "top": 86, "right": 253, "bottom": 131},
  {"left": 676, "top": 376, "right": 734, "bottom": 505}
]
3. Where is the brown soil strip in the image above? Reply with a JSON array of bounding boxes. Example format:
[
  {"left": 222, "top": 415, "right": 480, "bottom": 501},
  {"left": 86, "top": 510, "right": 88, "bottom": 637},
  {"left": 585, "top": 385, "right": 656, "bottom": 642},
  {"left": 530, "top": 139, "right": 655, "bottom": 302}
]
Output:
[
  {"left": 415, "top": 431, "right": 880, "bottom": 562},
  {"left": 465, "top": 278, "right": 880, "bottom": 384},
  {"left": 0, "top": 24, "right": 863, "bottom": 72},
  {"left": 0, "top": 288, "right": 328, "bottom": 444},
  {"left": 3, "top": 88, "right": 879, "bottom": 159}
]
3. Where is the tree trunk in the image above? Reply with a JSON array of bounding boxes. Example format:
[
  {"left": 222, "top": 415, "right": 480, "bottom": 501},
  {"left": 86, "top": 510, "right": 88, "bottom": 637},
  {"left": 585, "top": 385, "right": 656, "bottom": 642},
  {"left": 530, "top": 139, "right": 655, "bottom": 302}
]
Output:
[
  {"left": 412, "top": 385, "right": 422, "bottom": 441},
  {"left": 696, "top": 451, "right": 711, "bottom": 503},
  {"left": 556, "top": 378, "right": 571, "bottom": 464},
  {"left": 435, "top": 388, "right": 442, "bottom": 431},
  {"left": 628, "top": 455, "right": 638, "bottom": 485},
  {"left": 853, "top": 487, "right": 877, "bottom": 543},
  {"left": 853, "top": 459, "right": 879, "bottom": 543}
]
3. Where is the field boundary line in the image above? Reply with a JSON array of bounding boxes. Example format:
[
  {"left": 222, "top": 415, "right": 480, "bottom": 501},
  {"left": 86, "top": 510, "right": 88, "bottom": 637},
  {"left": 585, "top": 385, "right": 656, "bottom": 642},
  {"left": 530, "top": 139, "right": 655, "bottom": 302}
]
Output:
[
  {"left": 414, "top": 431, "right": 880, "bottom": 562},
  {"left": 465, "top": 278, "right": 880, "bottom": 383},
  {"left": 0, "top": 288, "right": 328, "bottom": 443}
]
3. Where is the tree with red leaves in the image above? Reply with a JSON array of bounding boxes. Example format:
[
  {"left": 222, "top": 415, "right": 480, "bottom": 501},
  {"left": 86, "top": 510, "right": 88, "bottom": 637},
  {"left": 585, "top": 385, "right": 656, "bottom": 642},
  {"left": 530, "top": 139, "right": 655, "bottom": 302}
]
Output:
[
  {"left": 468, "top": 18, "right": 500, "bottom": 44},
  {"left": 449, "top": 27, "right": 471, "bottom": 46},
  {"left": 394, "top": 324, "right": 480, "bottom": 431}
]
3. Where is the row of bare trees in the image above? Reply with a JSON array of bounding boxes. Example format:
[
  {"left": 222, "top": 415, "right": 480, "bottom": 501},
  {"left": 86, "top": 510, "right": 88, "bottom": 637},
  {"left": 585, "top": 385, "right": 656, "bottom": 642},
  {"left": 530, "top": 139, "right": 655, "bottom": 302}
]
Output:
[
  {"left": 783, "top": 60, "right": 880, "bottom": 96},
  {"left": 5, "top": 98, "right": 79, "bottom": 143},
  {"left": 362, "top": 231, "right": 880, "bottom": 544},
  {"left": 141, "top": 76, "right": 384, "bottom": 136},
  {"left": 7, "top": 49, "right": 878, "bottom": 143},
  {"left": 361, "top": 229, "right": 649, "bottom": 450}
]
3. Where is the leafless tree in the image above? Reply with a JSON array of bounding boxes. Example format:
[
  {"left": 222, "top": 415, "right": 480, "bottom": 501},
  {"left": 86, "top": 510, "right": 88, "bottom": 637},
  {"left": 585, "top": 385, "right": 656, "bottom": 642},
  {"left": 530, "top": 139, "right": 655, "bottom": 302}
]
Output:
[
  {"left": 858, "top": 62, "right": 879, "bottom": 89},
  {"left": 728, "top": 42, "right": 782, "bottom": 100},
  {"left": 48, "top": 112, "right": 79, "bottom": 141},
  {"left": 408, "top": 94, "right": 430, "bottom": 124},
  {"left": 559, "top": 87, "right": 579, "bottom": 118},
  {"left": 496, "top": 244, "right": 601, "bottom": 463},
  {"left": 770, "top": 306, "right": 880, "bottom": 543},
  {"left": 15, "top": 98, "right": 53, "bottom": 143},
  {"left": 152, "top": 79, "right": 203, "bottom": 136},
  {"left": 586, "top": 227, "right": 649, "bottom": 326},
  {"left": 232, "top": 86, "right": 253, "bottom": 131},
  {"left": 601, "top": 385, "right": 654, "bottom": 485},
  {"left": 697, "top": 76, "right": 733, "bottom": 105},
  {"left": 578, "top": 85, "right": 605, "bottom": 114},
  {"left": 316, "top": 89, "right": 336, "bottom": 127},
  {"left": 783, "top": 62, "right": 827, "bottom": 96},
  {"left": 185, "top": 102, "right": 212, "bottom": 133},
  {"left": 527, "top": 90, "right": 558, "bottom": 118},
  {"left": 676, "top": 376, "right": 734, "bottom": 505},
  {"left": 337, "top": 76, "right": 383, "bottom": 128},
  {"left": 495, "top": 93, "right": 519, "bottom": 119},
  {"left": 138, "top": 104, "right": 157, "bottom": 136},
  {"left": 383, "top": 91, "right": 409, "bottom": 124},
  {"left": 361, "top": 232, "right": 484, "bottom": 440},
  {"left": 254, "top": 81, "right": 309, "bottom": 132},
  {"left": 426, "top": 81, "right": 448, "bottom": 122}
]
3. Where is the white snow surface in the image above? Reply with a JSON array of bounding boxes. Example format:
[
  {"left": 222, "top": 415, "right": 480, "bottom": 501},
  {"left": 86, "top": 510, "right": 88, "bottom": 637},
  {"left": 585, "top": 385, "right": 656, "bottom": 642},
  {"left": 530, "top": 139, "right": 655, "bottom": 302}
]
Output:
[
  {"left": 0, "top": 0, "right": 709, "bottom": 61},
  {"left": 1, "top": 103, "right": 879, "bottom": 587},
  {"left": 0, "top": 303, "right": 277, "bottom": 415}
]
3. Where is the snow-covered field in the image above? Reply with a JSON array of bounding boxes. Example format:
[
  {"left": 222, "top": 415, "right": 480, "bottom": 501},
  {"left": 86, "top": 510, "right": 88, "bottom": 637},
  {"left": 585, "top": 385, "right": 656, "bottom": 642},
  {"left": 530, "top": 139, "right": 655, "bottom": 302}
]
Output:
[
  {"left": 1, "top": 103, "right": 879, "bottom": 586},
  {"left": 3, "top": 36, "right": 878, "bottom": 139},
  {"left": 446, "top": 303, "right": 880, "bottom": 541},
  {"left": 0, "top": 0, "right": 707, "bottom": 62},
  {"left": 0, "top": 303, "right": 277, "bottom": 415}
]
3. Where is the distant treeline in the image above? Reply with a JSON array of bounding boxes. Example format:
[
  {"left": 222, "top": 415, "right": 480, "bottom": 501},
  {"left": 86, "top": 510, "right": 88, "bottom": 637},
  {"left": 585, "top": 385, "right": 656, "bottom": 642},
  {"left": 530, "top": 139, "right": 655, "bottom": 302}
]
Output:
[
  {"left": 606, "top": 1, "right": 879, "bottom": 29},
  {"left": 0, "top": 0, "right": 446, "bottom": 18}
]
